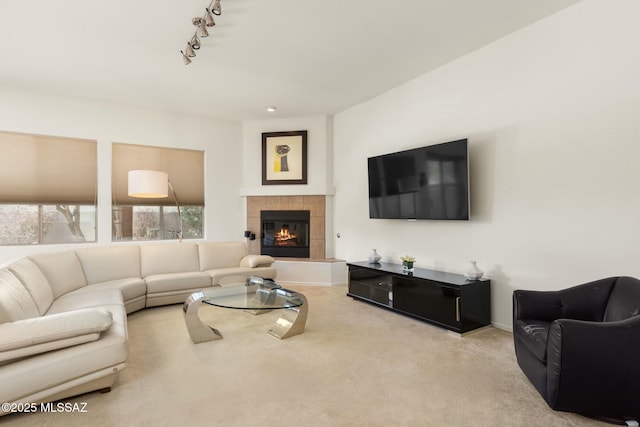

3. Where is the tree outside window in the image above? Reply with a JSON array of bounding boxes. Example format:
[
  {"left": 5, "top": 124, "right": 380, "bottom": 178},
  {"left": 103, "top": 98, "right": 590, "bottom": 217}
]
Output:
[{"left": 0, "top": 204, "right": 96, "bottom": 245}]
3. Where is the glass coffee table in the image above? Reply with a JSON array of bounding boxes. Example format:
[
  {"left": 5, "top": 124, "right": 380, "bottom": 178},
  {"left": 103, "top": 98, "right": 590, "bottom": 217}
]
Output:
[{"left": 183, "top": 276, "right": 308, "bottom": 343}]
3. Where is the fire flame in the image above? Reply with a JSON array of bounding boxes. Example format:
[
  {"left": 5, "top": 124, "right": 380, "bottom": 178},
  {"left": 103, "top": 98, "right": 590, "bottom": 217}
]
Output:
[
  {"left": 274, "top": 226, "right": 299, "bottom": 246},
  {"left": 276, "top": 227, "right": 295, "bottom": 240}
]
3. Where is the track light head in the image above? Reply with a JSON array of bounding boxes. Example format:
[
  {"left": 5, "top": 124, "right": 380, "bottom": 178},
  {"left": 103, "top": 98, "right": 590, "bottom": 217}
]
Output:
[
  {"left": 205, "top": 8, "right": 216, "bottom": 26},
  {"left": 212, "top": 0, "right": 221, "bottom": 15},
  {"left": 186, "top": 43, "right": 196, "bottom": 57},
  {"left": 190, "top": 34, "right": 201, "bottom": 49},
  {"left": 198, "top": 22, "right": 209, "bottom": 38},
  {"left": 181, "top": 51, "right": 192, "bottom": 65}
]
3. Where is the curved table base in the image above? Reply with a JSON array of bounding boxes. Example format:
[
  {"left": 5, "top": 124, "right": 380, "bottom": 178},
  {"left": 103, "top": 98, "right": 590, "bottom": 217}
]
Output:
[
  {"left": 268, "top": 292, "right": 308, "bottom": 339},
  {"left": 183, "top": 292, "right": 223, "bottom": 343}
]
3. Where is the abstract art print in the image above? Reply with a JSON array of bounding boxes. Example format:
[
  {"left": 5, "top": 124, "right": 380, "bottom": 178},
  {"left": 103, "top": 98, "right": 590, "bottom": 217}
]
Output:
[{"left": 262, "top": 130, "right": 307, "bottom": 185}]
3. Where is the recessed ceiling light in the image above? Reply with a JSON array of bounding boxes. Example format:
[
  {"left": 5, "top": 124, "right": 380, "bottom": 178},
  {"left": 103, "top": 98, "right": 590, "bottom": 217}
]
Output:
[{"left": 266, "top": 106, "right": 277, "bottom": 112}]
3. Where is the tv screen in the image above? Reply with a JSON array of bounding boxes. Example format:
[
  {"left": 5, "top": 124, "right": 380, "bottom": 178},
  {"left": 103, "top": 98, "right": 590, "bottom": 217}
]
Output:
[{"left": 368, "top": 139, "right": 469, "bottom": 220}]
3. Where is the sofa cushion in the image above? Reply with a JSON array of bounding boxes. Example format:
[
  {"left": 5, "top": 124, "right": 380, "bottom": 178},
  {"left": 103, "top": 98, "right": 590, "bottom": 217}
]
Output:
[
  {"left": 76, "top": 245, "right": 141, "bottom": 285},
  {"left": 140, "top": 243, "right": 200, "bottom": 277},
  {"left": 70, "top": 278, "right": 146, "bottom": 302},
  {"left": 56, "top": 278, "right": 146, "bottom": 314},
  {"left": 0, "top": 269, "right": 40, "bottom": 323},
  {"left": 240, "top": 255, "right": 275, "bottom": 268},
  {"left": 7, "top": 258, "right": 54, "bottom": 315},
  {"left": 29, "top": 251, "right": 87, "bottom": 298},
  {"left": 46, "top": 289, "right": 124, "bottom": 315},
  {"left": 198, "top": 241, "right": 247, "bottom": 271},
  {"left": 514, "top": 319, "right": 551, "bottom": 364},
  {"left": 0, "top": 307, "right": 113, "bottom": 356},
  {"left": 145, "top": 272, "right": 211, "bottom": 294}
]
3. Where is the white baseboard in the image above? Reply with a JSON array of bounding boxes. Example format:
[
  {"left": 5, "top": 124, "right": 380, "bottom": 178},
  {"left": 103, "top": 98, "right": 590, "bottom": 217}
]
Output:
[{"left": 491, "top": 322, "right": 513, "bottom": 333}]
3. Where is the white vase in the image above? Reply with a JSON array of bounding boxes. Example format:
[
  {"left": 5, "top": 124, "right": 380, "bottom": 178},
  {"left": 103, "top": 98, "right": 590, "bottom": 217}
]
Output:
[
  {"left": 466, "top": 260, "right": 484, "bottom": 280},
  {"left": 368, "top": 249, "right": 382, "bottom": 264}
]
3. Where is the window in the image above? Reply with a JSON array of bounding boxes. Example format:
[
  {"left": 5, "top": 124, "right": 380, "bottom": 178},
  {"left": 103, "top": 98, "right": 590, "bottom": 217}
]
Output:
[
  {"left": 0, "top": 131, "right": 97, "bottom": 245},
  {"left": 112, "top": 143, "right": 204, "bottom": 241},
  {"left": 112, "top": 206, "right": 203, "bottom": 241}
]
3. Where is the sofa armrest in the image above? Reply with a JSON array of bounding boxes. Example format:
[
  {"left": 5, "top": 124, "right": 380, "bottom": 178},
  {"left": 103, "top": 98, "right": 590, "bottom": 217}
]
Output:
[
  {"left": 240, "top": 255, "right": 275, "bottom": 268},
  {"left": 0, "top": 308, "right": 113, "bottom": 353},
  {"left": 546, "top": 315, "right": 640, "bottom": 412}
]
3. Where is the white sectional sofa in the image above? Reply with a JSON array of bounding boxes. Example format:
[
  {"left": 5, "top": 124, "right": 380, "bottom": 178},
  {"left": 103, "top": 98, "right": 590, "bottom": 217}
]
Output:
[{"left": 0, "top": 241, "right": 276, "bottom": 414}]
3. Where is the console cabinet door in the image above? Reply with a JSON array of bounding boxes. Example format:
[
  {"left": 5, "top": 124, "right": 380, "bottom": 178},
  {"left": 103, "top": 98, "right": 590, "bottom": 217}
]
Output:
[
  {"left": 393, "top": 277, "right": 461, "bottom": 329},
  {"left": 348, "top": 266, "right": 393, "bottom": 307}
]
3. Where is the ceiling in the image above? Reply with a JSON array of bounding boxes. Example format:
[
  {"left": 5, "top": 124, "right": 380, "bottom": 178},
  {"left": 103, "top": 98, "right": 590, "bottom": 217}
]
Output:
[{"left": 0, "top": 0, "right": 581, "bottom": 122}]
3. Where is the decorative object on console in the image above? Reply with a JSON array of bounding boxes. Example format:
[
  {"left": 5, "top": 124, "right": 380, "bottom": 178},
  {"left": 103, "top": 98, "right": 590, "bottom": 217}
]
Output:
[
  {"left": 262, "top": 131, "right": 308, "bottom": 185},
  {"left": 368, "top": 249, "right": 382, "bottom": 264},
  {"left": 180, "top": 0, "right": 222, "bottom": 65},
  {"left": 401, "top": 255, "right": 415, "bottom": 272},
  {"left": 465, "top": 260, "right": 484, "bottom": 280},
  {"left": 128, "top": 170, "right": 183, "bottom": 242}
]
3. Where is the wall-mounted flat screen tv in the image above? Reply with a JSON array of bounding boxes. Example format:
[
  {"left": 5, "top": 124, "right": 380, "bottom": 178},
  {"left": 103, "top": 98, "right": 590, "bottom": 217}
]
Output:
[{"left": 368, "top": 139, "right": 469, "bottom": 220}]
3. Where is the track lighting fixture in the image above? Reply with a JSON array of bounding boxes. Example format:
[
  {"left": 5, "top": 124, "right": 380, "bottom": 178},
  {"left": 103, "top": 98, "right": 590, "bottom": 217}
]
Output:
[
  {"left": 190, "top": 34, "right": 201, "bottom": 50},
  {"left": 180, "top": 0, "right": 222, "bottom": 65},
  {"left": 198, "top": 24, "right": 209, "bottom": 38}
]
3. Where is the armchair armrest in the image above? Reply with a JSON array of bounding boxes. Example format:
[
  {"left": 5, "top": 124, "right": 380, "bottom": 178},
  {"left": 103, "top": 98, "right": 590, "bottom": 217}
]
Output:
[
  {"left": 0, "top": 308, "right": 113, "bottom": 362},
  {"left": 546, "top": 315, "right": 640, "bottom": 414}
]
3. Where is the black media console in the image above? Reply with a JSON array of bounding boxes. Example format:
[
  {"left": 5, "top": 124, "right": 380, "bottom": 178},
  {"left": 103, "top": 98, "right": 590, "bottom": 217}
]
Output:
[{"left": 347, "top": 261, "right": 491, "bottom": 334}]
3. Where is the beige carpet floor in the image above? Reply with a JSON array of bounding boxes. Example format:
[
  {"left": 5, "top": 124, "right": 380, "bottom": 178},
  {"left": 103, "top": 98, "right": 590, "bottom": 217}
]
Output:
[{"left": 5, "top": 284, "right": 609, "bottom": 427}]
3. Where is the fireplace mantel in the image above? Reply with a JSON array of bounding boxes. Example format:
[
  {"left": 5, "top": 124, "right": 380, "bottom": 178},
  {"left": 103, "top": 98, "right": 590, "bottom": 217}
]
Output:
[{"left": 240, "top": 186, "right": 335, "bottom": 197}]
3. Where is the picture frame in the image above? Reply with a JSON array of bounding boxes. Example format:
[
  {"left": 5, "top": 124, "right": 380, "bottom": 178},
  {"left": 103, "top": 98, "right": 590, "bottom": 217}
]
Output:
[{"left": 262, "top": 130, "right": 308, "bottom": 185}]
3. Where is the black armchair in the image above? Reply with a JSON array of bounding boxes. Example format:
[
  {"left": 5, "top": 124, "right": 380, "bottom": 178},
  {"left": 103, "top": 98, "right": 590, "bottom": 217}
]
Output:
[{"left": 513, "top": 276, "right": 640, "bottom": 423}]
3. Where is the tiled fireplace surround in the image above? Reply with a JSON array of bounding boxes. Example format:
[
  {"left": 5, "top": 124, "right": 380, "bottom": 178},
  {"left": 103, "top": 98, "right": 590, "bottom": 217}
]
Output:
[{"left": 246, "top": 195, "right": 326, "bottom": 260}]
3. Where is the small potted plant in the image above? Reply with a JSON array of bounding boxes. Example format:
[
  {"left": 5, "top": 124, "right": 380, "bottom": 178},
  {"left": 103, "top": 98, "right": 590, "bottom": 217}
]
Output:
[{"left": 401, "top": 255, "right": 415, "bottom": 272}]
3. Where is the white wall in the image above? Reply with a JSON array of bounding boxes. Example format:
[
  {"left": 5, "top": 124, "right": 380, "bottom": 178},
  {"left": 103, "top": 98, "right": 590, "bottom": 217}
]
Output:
[
  {"left": 0, "top": 87, "right": 243, "bottom": 265},
  {"left": 332, "top": 0, "right": 640, "bottom": 330}
]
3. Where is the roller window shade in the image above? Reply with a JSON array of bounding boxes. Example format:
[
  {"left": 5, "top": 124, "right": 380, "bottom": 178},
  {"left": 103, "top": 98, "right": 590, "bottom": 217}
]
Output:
[
  {"left": 0, "top": 131, "right": 97, "bottom": 204},
  {"left": 112, "top": 143, "right": 204, "bottom": 206}
]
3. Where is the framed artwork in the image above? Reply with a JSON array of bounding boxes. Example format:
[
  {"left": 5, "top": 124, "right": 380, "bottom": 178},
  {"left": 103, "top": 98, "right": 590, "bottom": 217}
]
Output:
[{"left": 262, "top": 130, "right": 308, "bottom": 185}]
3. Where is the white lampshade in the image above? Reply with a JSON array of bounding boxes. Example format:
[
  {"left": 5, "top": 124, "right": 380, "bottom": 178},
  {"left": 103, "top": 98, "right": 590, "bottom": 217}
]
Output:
[{"left": 128, "top": 170, "right": 168, "bottom": 198}]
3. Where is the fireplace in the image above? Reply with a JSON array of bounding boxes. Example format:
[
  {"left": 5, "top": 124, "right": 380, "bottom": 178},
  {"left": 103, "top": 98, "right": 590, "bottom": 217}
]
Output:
[
  {"left": 247, "top": 196, "right": 325, "bottom": 259},
  {"left": 261, "top": 210, "right": 310, "bottom": 258}
]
